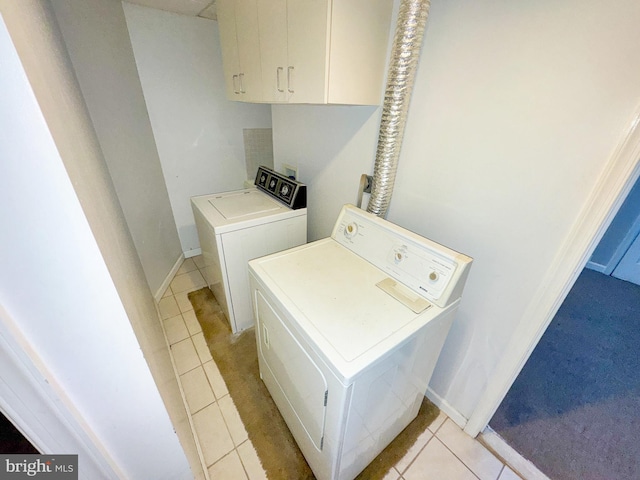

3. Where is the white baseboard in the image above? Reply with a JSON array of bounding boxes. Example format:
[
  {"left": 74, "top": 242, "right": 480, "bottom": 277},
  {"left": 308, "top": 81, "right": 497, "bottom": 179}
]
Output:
[
  {"left": 480, "top": 427, "right": 551, "bottom": 480},
  {"left": 425, "top": 387, "right": 468, "bottom": 428},
  {"left": 184, "top": 248, "right": 202, "bottom": 259},
  {"left": 154, "top": 253, "right": 185, "bottom": 302},
  {"left": 585, "top": 260, "right": 606, "bottom": 273}
]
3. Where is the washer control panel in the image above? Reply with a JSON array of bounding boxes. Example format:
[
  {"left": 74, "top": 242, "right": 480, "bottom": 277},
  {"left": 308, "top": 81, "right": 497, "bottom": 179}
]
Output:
[
  {"left": 333, "top": 205, "right": 472, "bottom": 308},
  {"left": 255, "top": 166, "right": 306, "bottom": 209}
]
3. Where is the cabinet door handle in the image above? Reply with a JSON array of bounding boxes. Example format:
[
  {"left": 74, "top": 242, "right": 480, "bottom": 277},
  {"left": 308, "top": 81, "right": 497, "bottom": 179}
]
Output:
[
  {"left": 287, "top": 66, "right": 294, "bottom": 93},
  {"left": 276, "top": 67, "right": 284, "bottom": 92},
  {"left": 239, "top": 73, "right": 246, "bottom": 93},
  {"left": 232, "top": 74, "right": 240, "bottom": 94}
]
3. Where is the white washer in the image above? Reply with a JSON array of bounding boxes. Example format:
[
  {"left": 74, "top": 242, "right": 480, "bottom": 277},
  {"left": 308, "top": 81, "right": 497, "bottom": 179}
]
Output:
[
  {"left": 192, "top": 166, "right": 307, "bottom": 333},
  {"left": 249, "top": 204, "right": 472, "bottom": 480}
]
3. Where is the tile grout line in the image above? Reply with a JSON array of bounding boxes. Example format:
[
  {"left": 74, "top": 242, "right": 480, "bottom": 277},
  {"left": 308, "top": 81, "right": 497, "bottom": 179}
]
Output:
[
  {"left": 192, "top": 262, "right": 269, "bottom": 479},
  {"left": 395, "top": 416, "right": 443, "bottom": 477},
  {"left": 156, "top": 296, "right": 211, "bottom": 480},
  {"left": 236, "top": 439, "right": 256, "bottom": 479},
  {"left": 386, "top": 413, "right": 507, "bottom": 480},
  {"left": 167, "top": 262, "right": 266, "bottom": 479},
  {"left": 214, "top": 394, "right": 242, "bottom": 445},
  {"left": 433, "top": 419, "right": 503, "bottom": 480},
  {"left": 175, "top": 308, "right": 231, "bottom": 474},
  {"left": 397, "top": 432, "right": 435, "bottom": 478},
  {"left": 393, "top": 416, "right": 444, "bottom": 478},
  {"left": 433, "top": 435, "right": 483, "bottom": 480},
  {"left": 165, "top": 263, "right": 228, "bottom": 477}
]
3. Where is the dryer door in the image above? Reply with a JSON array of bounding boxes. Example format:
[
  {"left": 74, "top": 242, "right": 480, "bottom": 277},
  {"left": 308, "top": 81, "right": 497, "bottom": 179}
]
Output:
[{"left": 255, "top": 290, "right": 327, "bottom": 450}]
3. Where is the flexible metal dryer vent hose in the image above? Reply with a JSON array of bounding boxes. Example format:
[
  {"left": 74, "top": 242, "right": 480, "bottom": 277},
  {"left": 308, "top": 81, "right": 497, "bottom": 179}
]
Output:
[{"left": 366, "top": 0, "right": 430, "bottom": 217}]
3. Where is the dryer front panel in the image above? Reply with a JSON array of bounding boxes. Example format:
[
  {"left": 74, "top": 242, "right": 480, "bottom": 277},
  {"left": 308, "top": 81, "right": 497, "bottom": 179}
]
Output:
[{"left": 255, "top": 290, "right": 327, "bottom": 451}]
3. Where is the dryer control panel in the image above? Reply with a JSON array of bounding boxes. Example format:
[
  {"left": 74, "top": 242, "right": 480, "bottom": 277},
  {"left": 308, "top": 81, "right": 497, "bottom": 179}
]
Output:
[{"left": 332, "top": 204, "right": 472, "bottom": 308}]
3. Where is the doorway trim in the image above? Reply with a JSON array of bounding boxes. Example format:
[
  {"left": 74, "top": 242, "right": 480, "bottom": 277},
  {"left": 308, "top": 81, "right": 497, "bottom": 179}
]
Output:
[
  {"left": 0, "top": 304, "right": 121, "bottom": 478},
  {"left": 464, "top": 105, "right": 640, "bottom": 437}
]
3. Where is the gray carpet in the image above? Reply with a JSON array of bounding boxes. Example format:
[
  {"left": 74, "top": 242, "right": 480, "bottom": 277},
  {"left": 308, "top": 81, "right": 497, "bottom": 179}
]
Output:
[{"left": 491, "top": 269, "right": 640, "bottom": 480}]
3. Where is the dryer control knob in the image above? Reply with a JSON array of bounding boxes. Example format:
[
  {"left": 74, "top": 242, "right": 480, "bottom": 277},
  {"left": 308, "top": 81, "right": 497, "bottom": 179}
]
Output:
[
  {"left": 344, "top": 222, "right": 358, "bottom": 239},
  {"left": 391, "top": 246, "right": 407, "bottom": 264},
  {"left": 429, "top": 271, "right": 439, "bottom": 282}
]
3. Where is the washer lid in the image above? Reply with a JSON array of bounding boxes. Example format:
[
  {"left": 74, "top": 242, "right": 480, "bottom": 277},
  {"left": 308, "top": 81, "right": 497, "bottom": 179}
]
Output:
[
  {"left": 209, "top": 190, "right": 281, "bottom": 219},
  {"left": 191, "top": 188, "right": 306, "bottom": 235}
]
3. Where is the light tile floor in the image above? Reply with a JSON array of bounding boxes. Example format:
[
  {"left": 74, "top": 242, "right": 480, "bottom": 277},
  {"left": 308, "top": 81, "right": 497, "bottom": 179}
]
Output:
[{"left": 159, "top": 256, "right": 524, "bottom": 480}]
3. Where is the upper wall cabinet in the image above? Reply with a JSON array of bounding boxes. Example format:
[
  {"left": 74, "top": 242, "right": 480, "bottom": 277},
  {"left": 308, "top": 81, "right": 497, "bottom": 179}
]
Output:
[
  {"left": 218, "top": 0, "right": 393, "bottom": 105},
  {"left": 218, "top": 0, "right": 263, "bottom": 102}
]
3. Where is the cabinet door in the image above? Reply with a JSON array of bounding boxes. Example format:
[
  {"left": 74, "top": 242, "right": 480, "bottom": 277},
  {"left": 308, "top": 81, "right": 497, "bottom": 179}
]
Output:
[
  {"left": 217, "top": 0, "right": 262, "bottom": 101},
  {"left": 327, "top": 0, "right": 393, "bottom": 105},
  {"left": 217, "top": 0, "right": 241, "bottom": 99},
  {"left": 235, "top": 0, "right": 262, "bottom": 102},
  {"left": 257, "top": 0, "right": 288, "bottom": 102},
  {"left": 287, "top": 0, "right": 330, "bottom": 104}
]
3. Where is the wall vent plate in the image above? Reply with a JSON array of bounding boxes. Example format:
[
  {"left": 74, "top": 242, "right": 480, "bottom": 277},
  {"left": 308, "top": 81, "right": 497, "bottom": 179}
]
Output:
[{"left": 282, "top": 163, "right": 298, "bottom": 180}]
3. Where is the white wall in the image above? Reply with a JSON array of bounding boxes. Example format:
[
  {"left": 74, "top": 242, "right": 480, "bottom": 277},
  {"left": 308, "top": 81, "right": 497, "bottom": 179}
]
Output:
[
  {"left": 272, "top": 105, "right": 382, "bottom": 241},
  {"left": 50, "top": 0, "right": 183, "bottom": 297},
  {"left": 273, "top": 0, "right": 640, "bottom": 422},
  {"left": 123, "top": 2, "right": 273, "bottom": 254},
  {"left": 0, "top": 4, "right": 190, "bottom": 478}
]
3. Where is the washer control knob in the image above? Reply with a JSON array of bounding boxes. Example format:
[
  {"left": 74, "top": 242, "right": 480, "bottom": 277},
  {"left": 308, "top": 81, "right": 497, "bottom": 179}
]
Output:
[
  {"left": 429, "top": 270, "right": 439, "bottom": 282},
  {"left": 344, "top": 222, "right": 358, "bottom": 239}
]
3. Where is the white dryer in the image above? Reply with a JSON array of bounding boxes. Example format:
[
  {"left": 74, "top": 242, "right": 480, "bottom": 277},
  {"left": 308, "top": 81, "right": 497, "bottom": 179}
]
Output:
[
  {"left": 249, "top": 204, "right": 472, "bottom": 480},
  {"left": 192, "top": 166, "right": 307, "bottom": 333}
]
